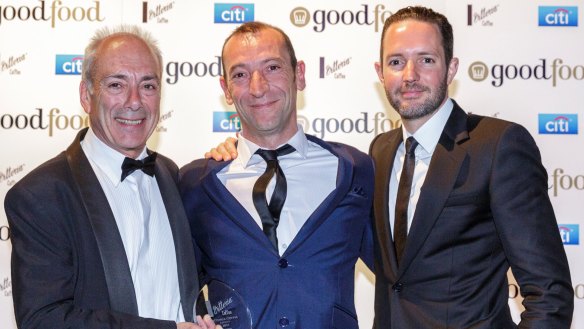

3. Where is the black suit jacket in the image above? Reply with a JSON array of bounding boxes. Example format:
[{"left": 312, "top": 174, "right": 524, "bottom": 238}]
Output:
[
  {"left": 370, "top": 101, "right": 573, "bottom": 328},
  {"left": 4, "top": 128, "right": 198, "bottom": 329}
]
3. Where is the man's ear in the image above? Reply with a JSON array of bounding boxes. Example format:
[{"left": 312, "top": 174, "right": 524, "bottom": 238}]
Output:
[
  {"left": 79, "top": 80, "right": 92, "bottom": 114},
  {"left": 374, "top": 62, "right": 384, "bottom": 83},
  {"left": 295, "top": 60, "right": 306, "bottom": 91},
  {"left": 220, "top": 76, "right": 234, "bottom": 105},
  {"left": 446, "top": 57, "right": 459, "bottom": 85}
]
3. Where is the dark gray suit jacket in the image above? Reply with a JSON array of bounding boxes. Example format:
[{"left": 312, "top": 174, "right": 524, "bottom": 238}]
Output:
[
  {"left": 370, "top": 101, "right": 573, "bottom": 328},
  {"left": 5, "top": 128, "right": 198, "bottom": 329}
]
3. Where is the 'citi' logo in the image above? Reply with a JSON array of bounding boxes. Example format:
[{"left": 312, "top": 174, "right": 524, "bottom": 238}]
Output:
[
  {"left": 538, "top": 6, "right": 578, "bottom": 26},
  {"left": 55, "top": 55, "right": 83, "bottom": 75},
  {"left": 538, "top": 114, "right": 578, "bottom": 135},
  {"left": 214, "top": 3, "right": 254, "bottom": 24},
  {"left": 559, "top": 224, "right": 579, "bottom": 245},
  {"left": 213, "top": 112, "right": 241, "bottom": 132}
]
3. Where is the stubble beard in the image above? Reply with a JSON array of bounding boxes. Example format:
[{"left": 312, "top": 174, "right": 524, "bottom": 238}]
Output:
[{"left": 387, "top": 76, "right": 448, "bottom": 120}]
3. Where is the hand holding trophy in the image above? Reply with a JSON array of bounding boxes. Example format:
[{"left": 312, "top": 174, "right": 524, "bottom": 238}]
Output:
[{"left": 195, "top": 280, "right": 253, "bottom": 329}]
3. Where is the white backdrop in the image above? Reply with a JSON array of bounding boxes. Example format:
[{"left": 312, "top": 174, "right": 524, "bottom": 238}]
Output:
[{"left": 1, "top": 1, "right": 582, "bottom": 328}]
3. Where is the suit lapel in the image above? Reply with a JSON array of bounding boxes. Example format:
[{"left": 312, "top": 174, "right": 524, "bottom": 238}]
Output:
[
  {"left": 65, "top": 128, "right": 139, "bottom": 315},
  {"left": 201, "top": 161, "right": 278, "bottom": 254},
  {"left": 283, "top": 135, "right": 353, "bottom": 256},
  {"left": 155, "top": 159, "right": 198, "bottom": 322},
  {"left": 398, "top": 103, "right": 470, "bottom": 275},
  {"left": 371, "top": 130, "right": 402, "bottom": 276}
]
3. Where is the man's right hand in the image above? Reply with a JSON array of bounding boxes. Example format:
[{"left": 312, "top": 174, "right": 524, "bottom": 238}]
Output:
[
  {"left": 177, "top": 315, "right": 223, "bottom": 329},
  {"left": 204, "top": 136, "right": 238, "bottom": 161}
]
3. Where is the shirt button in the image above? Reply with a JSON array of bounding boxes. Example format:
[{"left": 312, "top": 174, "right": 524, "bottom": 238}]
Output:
[
  {"left": 278, "top": 258, "right": 288, "bottom": 268},
  {"left": 281, "top": 243, "right": 288, "bottom": 250},
  {"left": 279, "top": 317, "right": 290, "bottom": 327}
]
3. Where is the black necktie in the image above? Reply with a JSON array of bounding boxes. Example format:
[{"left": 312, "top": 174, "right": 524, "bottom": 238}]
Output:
[
  {"left": 394, "top": 137, "right": 418, "bottom": 266},
  {"left": 121, "top": 152, "right": 157, "bottom": 181},
  {"left": 253, "top": 144, "right": 295, "bottom": 251}
]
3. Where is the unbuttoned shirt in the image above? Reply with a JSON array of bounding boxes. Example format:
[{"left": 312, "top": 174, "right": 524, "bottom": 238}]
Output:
[{"left": 217, "top": 127, "right": 338, "bottom": 256}]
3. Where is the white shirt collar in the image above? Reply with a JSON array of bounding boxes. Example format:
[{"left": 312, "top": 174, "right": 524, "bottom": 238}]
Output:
[
  {"left": 236, "top": 124, "right": 308, "bottom": 168},
  {"left": 81, "top": 128, "right": 149, "bottom": 186},
  {"left": 401, "top": 98, "right": 454, "bottom": 155}
]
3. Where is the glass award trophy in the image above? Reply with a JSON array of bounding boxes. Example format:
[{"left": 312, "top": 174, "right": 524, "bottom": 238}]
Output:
[{"left": 195, "top": 280, "right": 253, "bottom": 329}]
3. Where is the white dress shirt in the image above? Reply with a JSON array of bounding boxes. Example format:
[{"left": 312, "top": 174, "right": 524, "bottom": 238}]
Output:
[
  {"left": 217, "top": 126, "right": 338, "bottom": 256},
  {"left": 389, "top": 99, "right": 454, "bottom": 238},
  {"left": 81, "top": 128, "right": 184, "bottom": 322}
]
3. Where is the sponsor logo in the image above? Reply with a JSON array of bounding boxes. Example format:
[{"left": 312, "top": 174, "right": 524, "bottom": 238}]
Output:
[
  {"left": 0, "top": 0, "right": 104, "bottom": 28},
  {"left": 156, "top": 110, "right": 173, "bottom": 133},
  {"left": 213, "top": 111, "right": 241, "bottom": 132},
  {"left": 0, "top": 164, "right": 25, "bottom": 187},
  {"left": 212, "top": 296, "right": 233, "bottom": 315},
  {"left": 538, "top": 6, "right": 578, "bottom": 26},
  {"left": 142, "top": 1, "right": 175, "bottom": 23},
  {"left": 512, "top": 282, "right": 584, "bottom": 299},
  {"left": 549, "top": 168, "right": 584, "bottom": 197},
  {"left": 319, "top": 56, "right": 351, "bottom": 79},
  {"left": 559, "top": 224, "right": 579, "bottom": 245},
  {"left": 0, "top": 108, "right": 89, "bottom": 136},
  {"left": 538, "top": 114, "right": 578, "bottom": 134},
  {"left": 468, "top": 59, "right": 584, "bottom": 87},
  {"left": 0, "top": 277, "right": 11, "bottom": 297},
  {"left": 165, "top": 56, "right": 222, "bottom": 84},
  {"left": 290, "top": 4, "right": 392, "bottom": 32},
  {"left": 468, "top": 61, "right": 489, "bottom": 82},
  {"left": 290, "top": 7, "right": 310, "bottom": 27},
  {"left": 214, "top": 3, "right": 254, "bottom": 24},
  {"left": 467, "top": 4, "right": 500, "bottom": 26},
  {"left": 210, "top": 112, "right": 397, "bottom": 135},
  {"left": 298, "top": 112, "right": 401, "bottom": 139},
  {"left": 55, "top": 54, "right": 83, "bottom": 75},
  {"left": 0, "top": 52, "right": 26, "bottom": 75},
  {"left": 0, "top": 225, "right": 10, "bottom": 242}
]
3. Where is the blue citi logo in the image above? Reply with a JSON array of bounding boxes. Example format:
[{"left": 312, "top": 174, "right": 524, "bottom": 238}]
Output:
[
  {"left": 214, "top": 3, "right": 254, "bottom": 24},
  {"left": 213, "top": 112, "right": 241, "bottom": 132},
  {"left": 538, "top": 114, "right": 578, "bottom": 134},
  {"left": 559, "top": 224, "right": 579, "bottom": 245},
  {"left": 538, "top": 6, "right": 578, "bottom": 26},
  {"left": 55, "top": 54, "right": 83, "bottom": 75}
]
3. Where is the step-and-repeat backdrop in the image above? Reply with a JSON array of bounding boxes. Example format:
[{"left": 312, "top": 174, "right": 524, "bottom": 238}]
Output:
[{"left": 1, "top": 0, "right": 582, "bottom": 327}]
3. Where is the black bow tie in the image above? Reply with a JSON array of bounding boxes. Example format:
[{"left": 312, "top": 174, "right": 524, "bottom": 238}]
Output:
[{"left": 121, "top": 152, "right": 157, "bottom": 181}]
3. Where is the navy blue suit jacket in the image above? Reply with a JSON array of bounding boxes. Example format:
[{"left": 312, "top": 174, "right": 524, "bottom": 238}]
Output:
[{"left": 179, "top": 135, "right": 374, "bottom": 329}]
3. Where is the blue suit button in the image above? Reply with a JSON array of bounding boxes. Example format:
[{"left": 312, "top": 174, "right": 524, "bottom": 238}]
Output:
[
  {"left": 279, "top": 317, "right": 290, "bottom": 327},
  {"left": 392, "top": 282, "right": 403, "bottom": 292},
  {"left": 278, "top": 258, "right": 288, "bottom": 268}
]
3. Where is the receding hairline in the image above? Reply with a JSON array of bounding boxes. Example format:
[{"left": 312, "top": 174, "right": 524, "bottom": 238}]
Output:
[
  {"left": 220, "top": 22, "right": 298, "bottom": 81},
  {"left": 82, "top": 25, "right": 163, "bottom": 90}
]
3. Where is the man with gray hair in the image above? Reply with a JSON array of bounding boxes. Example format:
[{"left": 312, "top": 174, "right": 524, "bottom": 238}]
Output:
[{"left": 5, "top": 26, "right": 219, "bottom": 329}]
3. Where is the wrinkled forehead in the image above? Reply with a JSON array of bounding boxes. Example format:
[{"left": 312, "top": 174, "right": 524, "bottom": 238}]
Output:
[{"left": 96, "top": 34, "right": 162, "bottom": 75}]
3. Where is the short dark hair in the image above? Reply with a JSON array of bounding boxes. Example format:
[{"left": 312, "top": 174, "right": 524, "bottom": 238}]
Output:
[
  {"left": 221, "top": 21, "right": 297, "bottom": 81},
  {"left": 379, "top": 6, "right": 454, "bottom": 66}
]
